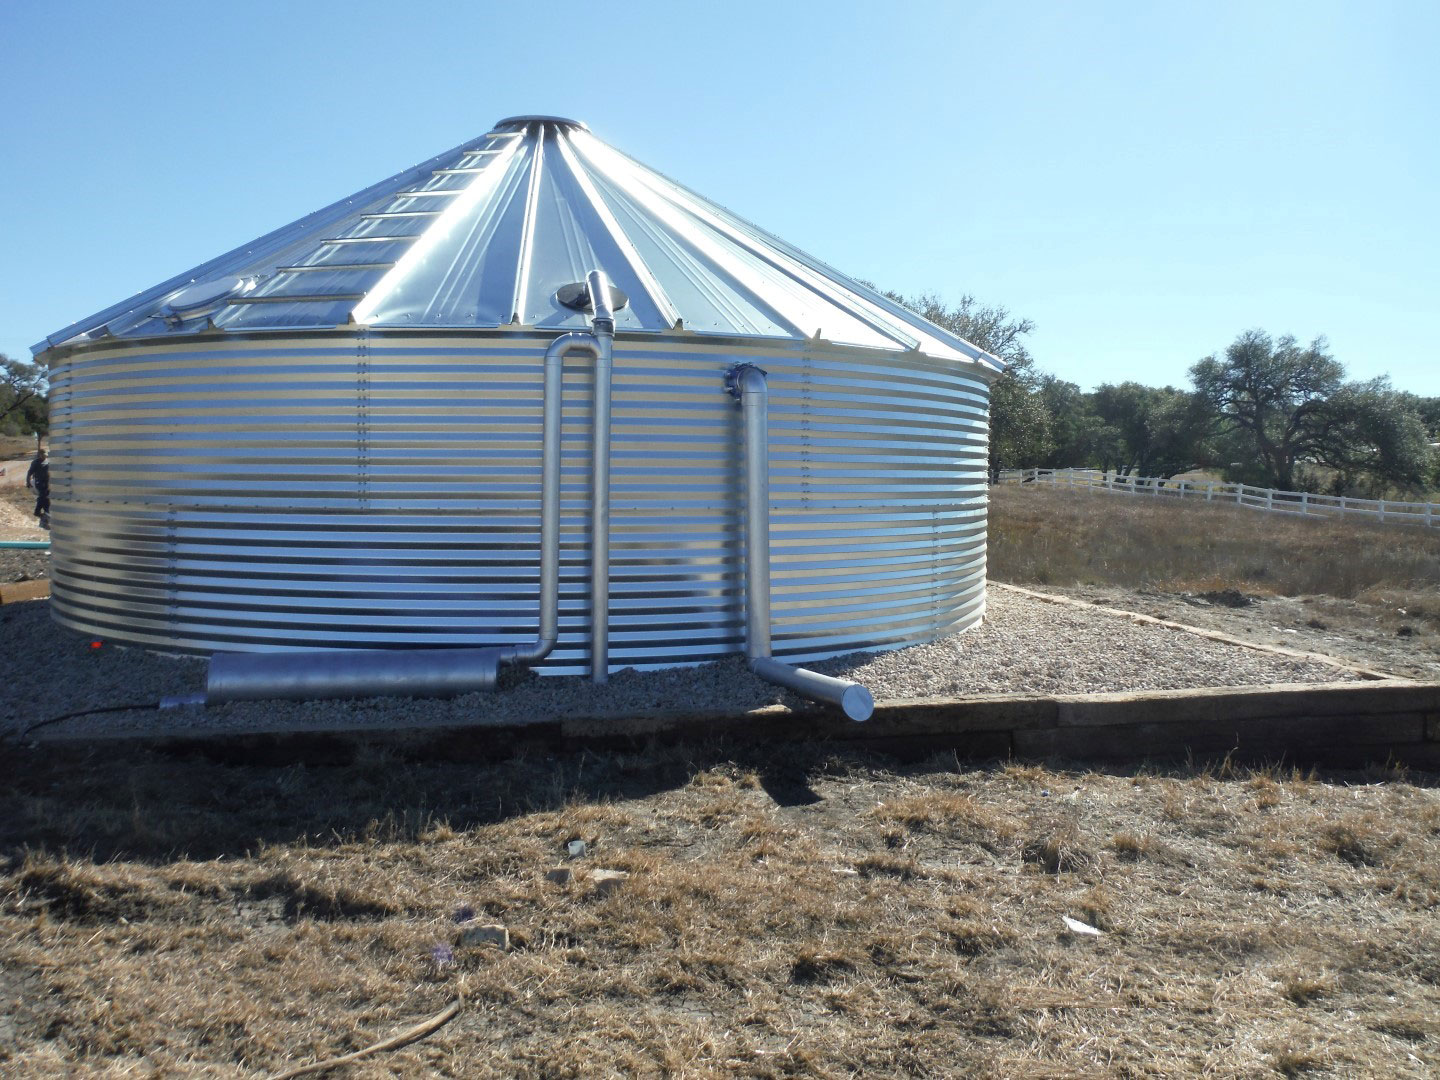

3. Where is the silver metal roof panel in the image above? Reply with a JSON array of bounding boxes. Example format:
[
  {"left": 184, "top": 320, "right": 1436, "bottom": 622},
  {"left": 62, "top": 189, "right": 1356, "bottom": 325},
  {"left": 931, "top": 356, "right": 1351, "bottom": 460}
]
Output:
[{"left": 35, "top": 118, "right": 1003, "bottom": 375}]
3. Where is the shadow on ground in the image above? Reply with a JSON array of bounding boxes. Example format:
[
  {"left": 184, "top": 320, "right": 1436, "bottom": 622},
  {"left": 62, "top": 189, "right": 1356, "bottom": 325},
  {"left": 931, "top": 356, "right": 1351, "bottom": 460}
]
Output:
[{"left": 3, "top": 727, "right": 1435, "bottom": 866}]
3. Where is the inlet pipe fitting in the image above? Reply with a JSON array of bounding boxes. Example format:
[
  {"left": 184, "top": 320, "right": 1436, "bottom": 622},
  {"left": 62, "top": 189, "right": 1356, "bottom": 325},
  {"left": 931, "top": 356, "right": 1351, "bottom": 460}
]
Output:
[
  {"left": 204, "top": 271, "right": 618, "bottom": 706},
  {"left": 726, "top": 364, "right": 874, "bottom": 722}
]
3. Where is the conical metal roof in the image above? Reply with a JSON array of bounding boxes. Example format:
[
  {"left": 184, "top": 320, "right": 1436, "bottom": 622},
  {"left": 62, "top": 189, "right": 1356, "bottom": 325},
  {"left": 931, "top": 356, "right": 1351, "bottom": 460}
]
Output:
[{"left": 35, "top": 116, "right": 1002, "bottom": 374}]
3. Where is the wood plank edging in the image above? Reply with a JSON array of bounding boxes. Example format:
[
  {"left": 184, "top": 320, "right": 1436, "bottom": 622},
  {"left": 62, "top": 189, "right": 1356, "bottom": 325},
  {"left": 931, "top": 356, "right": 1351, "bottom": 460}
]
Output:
[{"left": 0, "top": 579, "right": 49, "bottom": 605}]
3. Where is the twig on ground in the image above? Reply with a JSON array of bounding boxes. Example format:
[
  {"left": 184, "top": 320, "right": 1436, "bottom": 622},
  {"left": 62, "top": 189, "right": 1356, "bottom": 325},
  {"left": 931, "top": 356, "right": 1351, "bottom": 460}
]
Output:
[{"left": 265, "top": 989, "right": 463, "bottom": 1080}]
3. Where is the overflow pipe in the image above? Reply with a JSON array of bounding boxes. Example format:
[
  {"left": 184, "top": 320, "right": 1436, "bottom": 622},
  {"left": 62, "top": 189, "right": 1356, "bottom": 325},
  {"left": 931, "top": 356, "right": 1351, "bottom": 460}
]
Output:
[
  {"left": 586, "top": 269, "right": 615, "bottom": 684},
  {"left": 726, "top": 364, "right": 874, "bottom": 722}
]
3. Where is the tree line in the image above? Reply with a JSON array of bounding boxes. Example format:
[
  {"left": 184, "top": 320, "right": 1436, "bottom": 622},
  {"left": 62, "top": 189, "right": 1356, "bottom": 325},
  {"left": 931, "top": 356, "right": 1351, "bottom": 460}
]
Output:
[
  {"left": 892, "top": 292, "right": 1439, "bottom": 497},
  {"left": 0, "top": 355, "right": 48, "bottom": 442}
]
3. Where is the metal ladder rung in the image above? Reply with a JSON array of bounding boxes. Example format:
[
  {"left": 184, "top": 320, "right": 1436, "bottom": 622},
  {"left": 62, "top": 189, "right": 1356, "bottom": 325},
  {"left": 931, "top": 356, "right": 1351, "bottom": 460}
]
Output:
[
  {"left": 395, "top": 188, "right": 465, "bottom": 197},
  {"left": 317, "top": 235, "right": 418, "bottom": 245},
  {"left": 275, "top": 262, "right": 395, "bottom": 273},
  {"left": 360, "top": 210, "right": 441, "bottom": 220},
  {"left": 226, "top": 293, "right": 364, "bottom": 305}
]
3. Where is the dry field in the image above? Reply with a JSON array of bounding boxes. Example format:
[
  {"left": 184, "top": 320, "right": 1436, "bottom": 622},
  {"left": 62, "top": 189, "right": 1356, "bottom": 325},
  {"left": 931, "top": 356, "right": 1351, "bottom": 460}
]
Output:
[
  {"left": 990, "top": 485, "right": 1440, "bottom": 679},
  {"left": 2, "top": 737, "right": 1439, "bottom": 1078},
  {"left": 989, "top": 484, "right": 1440, "bottom": 612}
]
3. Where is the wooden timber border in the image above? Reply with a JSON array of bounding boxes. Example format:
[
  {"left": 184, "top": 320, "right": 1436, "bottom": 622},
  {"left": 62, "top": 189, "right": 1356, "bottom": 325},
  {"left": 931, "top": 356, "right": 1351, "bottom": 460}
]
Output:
[
  {"left": 33, "top": 679, "right": 1440, "bottom": 772},
  {"left": 0, "top": 578, "right": 49, "bottom": 604}
]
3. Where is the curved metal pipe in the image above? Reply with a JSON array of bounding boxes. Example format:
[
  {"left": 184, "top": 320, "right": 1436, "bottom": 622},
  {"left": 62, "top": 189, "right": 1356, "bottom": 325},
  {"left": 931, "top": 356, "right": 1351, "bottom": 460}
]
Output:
[
  {"left": 205, "top": 287, "right": 616, "bottom": 705},
  {"left": 727, "top": 364, "right": 874, "bottom": 722}
]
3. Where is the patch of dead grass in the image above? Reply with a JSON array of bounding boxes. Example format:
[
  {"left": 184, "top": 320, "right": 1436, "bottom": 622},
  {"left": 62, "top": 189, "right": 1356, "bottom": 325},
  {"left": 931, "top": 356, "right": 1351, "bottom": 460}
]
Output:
[{"left": 2, "top": 742, "right": 1439, "bottom": 1077}]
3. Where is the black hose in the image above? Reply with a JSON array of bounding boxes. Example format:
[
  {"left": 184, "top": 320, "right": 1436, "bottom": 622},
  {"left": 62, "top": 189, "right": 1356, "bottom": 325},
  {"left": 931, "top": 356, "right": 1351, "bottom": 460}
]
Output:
[{"left": 10, "top": 702, "right": 158, "bottom": 742}]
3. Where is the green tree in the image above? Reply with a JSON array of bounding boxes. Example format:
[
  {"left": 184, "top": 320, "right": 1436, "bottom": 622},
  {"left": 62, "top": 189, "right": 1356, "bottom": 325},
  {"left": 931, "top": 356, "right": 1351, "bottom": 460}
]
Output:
[
  {"left": 1407, "top": 395, "right": 1440, "bottom": 439},
  {"left": 883, "top": 291, "right": 1050, "bottom": 472},
  {"left": 0, "top": 355, "right": 48, "bottom": 437},
  {"left": 1038, "top": 377, "right": 1123, "bottom": 470},
  {"left": 1191, "top": 330, "right": 1430, "bottom": 491},
  {"left": 1091, "top": 382, "right": 1215, "bottom": 478}
]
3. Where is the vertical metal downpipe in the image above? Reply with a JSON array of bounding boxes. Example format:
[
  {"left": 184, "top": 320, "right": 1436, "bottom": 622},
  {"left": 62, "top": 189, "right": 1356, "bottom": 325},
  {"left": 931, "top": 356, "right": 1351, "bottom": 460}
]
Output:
[
  {"left": 727, "top": 365, "right": 874, "bottom": 722},
  {"left": 586, "top": 269, "right": 615, "bottom": 684}
]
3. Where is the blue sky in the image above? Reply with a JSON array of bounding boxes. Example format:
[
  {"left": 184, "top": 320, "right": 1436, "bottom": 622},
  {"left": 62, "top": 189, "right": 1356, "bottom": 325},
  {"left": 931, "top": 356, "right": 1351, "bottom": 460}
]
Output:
[{"left": 2, "top": 0, "right": 1435, "bottom": 393}]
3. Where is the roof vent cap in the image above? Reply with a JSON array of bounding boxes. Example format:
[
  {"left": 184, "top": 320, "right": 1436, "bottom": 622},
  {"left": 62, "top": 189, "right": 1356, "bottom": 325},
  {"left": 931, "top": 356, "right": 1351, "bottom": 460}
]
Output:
[
  {"left": 493, "top": 115, "right": 588, "bottom": 131},
  {"left": 556, "top": 280, "right": 628, "bottom": 314},
  {"left": 160, "top": 275, "right": 253, "bottom": 323}
]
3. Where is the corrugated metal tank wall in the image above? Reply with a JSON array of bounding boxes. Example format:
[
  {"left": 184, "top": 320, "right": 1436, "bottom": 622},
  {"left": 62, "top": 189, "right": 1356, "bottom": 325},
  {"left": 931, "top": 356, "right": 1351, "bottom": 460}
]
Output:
[{"left": 46, "top": 331, "right": 990, "bottom": 672}]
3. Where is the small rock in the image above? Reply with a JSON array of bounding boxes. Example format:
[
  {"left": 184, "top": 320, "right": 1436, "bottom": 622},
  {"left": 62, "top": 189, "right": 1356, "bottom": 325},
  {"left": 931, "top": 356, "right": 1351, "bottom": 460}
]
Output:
[
  {"left": 590, "top": 868, "right": 629, "bottom": 896},
  {"left": 457, "top": 923, "right": 509, "bottom": 949},
  {"left": 1398, "top": 625, "right": 1415, "bottom": 638},
  {"left": 545, "top": 866, "right": 575, "bottom": 885},
  {"left": 566, "top": 840, "right": 587, "bottom": 858},
  {"left": 1061, "top": 915, "right": 1103, "bottom": 936}
]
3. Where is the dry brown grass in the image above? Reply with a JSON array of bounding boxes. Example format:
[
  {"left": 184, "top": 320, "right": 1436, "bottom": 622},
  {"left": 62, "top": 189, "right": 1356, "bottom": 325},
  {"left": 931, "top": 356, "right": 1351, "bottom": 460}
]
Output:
[
  {"left": 2, "top": 738, "right": 1438, "bottom": 1077},
  {"left": 990, "top": 485, "right": 1440, "bottom": 617}
]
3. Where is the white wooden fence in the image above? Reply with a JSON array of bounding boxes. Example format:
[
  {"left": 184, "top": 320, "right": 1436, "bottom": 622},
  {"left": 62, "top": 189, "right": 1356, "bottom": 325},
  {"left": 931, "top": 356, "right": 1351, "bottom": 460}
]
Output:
[{"left": 997, "top": 468, "right": 1440, "bottom": 529}]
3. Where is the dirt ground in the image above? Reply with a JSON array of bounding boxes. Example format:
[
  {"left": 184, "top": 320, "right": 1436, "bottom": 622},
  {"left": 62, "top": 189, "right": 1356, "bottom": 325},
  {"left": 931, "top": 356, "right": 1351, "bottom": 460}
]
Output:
[
  {"left": 0, "top": 485, "right": 46, "bottom": 541},
  {"left": 1036, "top": 585, "right": 1440, "bottom": 682},
  {"left": 2, "top": 737, "right": 1438, "bottom": 1078}
]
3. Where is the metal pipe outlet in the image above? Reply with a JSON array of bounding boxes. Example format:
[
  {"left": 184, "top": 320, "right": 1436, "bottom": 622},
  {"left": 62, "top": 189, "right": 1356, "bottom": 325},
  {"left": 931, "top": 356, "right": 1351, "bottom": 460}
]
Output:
[
  {"left": 726, "top": 364, "right": 874, "bottom": 722},
  {"left": 205, "top": 276, "right": 618, "bottom": 705}
]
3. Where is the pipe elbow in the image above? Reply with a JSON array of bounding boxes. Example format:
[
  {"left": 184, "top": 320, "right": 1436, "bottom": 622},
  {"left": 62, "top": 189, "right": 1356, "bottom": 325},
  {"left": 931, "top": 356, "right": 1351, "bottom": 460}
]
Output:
[
  {"left": 505, "top": 636, "right": 557, "bottom": 667},
  {"left": 545, "top": 332, "right": 598, "bottom": 366},
  {"left": 726, "top": 363, "right": 769, "bottom": 400}
]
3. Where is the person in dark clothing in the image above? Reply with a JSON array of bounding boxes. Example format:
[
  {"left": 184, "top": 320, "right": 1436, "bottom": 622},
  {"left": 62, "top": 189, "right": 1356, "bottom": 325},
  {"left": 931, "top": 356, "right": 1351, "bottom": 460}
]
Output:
[{"left": 25, "top": 448, "right": 50, "bottom": 529}]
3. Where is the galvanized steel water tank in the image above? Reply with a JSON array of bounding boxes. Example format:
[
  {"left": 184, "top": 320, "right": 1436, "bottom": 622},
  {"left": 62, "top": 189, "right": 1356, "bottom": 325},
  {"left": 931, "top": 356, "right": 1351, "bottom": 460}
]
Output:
[{"left": 34, "top": 116, "right": 1003, "bottom": 673}]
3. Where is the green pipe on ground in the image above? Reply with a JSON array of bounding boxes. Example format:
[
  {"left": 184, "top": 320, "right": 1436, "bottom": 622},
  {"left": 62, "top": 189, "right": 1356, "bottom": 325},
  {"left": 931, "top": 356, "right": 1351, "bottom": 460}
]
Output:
[{"left": 0, "top": 540, "right": 50, "bottom": 550}]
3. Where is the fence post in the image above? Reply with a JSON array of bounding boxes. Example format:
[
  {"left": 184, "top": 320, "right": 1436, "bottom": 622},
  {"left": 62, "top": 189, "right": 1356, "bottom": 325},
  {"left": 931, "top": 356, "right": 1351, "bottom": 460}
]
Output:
[
  {"left": 1105, "top": 472, "right": 1113, "bottom": 491},
  {"left": 1206, "top": 483, "right": 1214, "bottom": 503},
  {"left": 1339, "top": 495, "right": 1347, "bottom": 515},
  {"left": 1379, "top": 498, "right": 1386, "bottom": 523},
  {"left": 1427, "top": 503, "right": 1434, "bottom": 528},
  {"left": 1236, "top": 484, "right": 1243, "bottom": 505},
  {"left": 1178, "top": 480, "right": 1187, "bottom": 499},
  {"left": 1300, "top": 491, "right": 1308, "bottom": 516}
]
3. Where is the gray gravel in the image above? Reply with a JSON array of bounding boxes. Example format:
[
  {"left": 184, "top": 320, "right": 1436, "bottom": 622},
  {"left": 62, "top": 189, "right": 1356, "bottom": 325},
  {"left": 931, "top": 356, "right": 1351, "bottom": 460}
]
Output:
[
  {"left": 0, "top": 549, "right": 49, "bottom": 584},
  {"left": 0, "top": 587, "right": 1360, "bottom": 742}
]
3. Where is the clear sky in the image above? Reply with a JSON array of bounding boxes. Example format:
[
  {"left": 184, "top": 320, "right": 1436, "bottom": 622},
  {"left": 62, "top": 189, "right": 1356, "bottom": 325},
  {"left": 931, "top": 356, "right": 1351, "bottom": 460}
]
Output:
[{"left": 2, "top": 0, "right": 1436, "bottom": 394}]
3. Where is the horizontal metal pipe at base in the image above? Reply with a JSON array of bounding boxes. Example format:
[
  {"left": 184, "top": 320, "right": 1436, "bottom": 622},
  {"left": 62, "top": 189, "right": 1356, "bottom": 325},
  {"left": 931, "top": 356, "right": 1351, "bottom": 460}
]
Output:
[
  {"left": 207, "top": 647, "right": 504, "bottom": 704},
  {"left": 749, "top": 657, "right": 874, "bottom": 723}
]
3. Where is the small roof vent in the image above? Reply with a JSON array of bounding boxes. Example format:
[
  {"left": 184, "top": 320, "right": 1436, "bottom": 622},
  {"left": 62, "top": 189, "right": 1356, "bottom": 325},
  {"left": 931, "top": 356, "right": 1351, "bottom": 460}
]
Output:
[
  {"left": 160, "top": 275, "right": 254, "bottom": 324},
  {"left": 556, "top": 280, "right": 629, "bottom": 314}
]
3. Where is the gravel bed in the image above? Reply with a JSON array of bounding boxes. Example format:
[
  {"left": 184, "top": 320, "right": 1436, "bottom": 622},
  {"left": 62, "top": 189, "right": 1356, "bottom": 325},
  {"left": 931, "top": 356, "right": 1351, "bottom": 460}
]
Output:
[
  {"left": 0, "top": 548, "right": 50, "bottom": 584},
  {"left": 1, "top": 587, "right": 1361, "bottom": 742}
]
